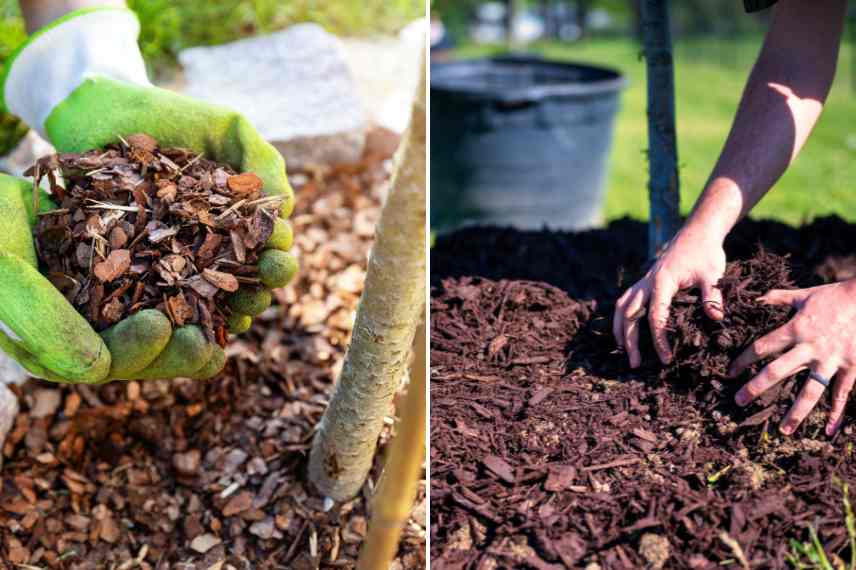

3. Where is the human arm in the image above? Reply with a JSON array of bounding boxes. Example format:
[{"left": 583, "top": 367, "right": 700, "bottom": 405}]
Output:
[{"left": 613, "top": 0, "right": 846, "bottom": 367}]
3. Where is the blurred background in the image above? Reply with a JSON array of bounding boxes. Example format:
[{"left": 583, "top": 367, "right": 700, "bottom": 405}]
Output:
[{"left": 430, "top": 1, "right": 856, "bottom": 228}]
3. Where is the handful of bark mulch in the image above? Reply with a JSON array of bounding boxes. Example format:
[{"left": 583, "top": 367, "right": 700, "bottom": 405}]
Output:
[
  {"left": 30, "top": 133, "right": 282, "bottom": 343},
  {"left": 664, "top": 249, "right": 796, "bottom": 395}
]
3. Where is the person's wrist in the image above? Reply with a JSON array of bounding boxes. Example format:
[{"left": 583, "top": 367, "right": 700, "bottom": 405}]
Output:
[
  {"left": 682, "top": 179, "right": 745, "bottom": 245},
  {"left": 21, "top": 0, "right": 126, "bottom": 33},
  {"left": 671, "top": 221, "right": 726, "bottom": 254}
]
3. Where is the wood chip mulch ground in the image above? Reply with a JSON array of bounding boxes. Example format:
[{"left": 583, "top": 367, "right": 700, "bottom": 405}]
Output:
[
  {"left": 0, "top": 127, "right": 426, "bottom": 570},
  {"left": 430, "top": 217, "right": 856, "bottom": 569}
]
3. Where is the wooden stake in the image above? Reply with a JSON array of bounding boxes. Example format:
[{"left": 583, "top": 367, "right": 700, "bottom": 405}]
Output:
[{"left": 357, "top": 321, "right": 426, "bottom": 570}]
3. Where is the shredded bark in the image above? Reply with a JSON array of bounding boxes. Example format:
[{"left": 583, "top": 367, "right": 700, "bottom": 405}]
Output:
[
  {"left": 665, "top": 249, "right": 795, "bottom": 384},
  {"left": 30, "top": 133, "right": 280, "bottom": 342},
  {"left": 431, "top": 219, "right": 856, "bottom": 569}
]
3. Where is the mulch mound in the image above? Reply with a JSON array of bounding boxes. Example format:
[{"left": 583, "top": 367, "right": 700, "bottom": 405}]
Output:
[
  {"left": 0, "top": 128, "right": 426, "bottom": 570},
  {"left": 431, "top": 217, "right": 856, "bottom": 569}
]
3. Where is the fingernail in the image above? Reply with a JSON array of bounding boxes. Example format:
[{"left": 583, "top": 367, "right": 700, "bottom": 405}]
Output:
[
  {"left": 780, "top": 424, "right": 793, "bottom": 435},
  {"left": 735, "top": 391, "right": 748, "bottom": 407},
  {"left": 726, "top": 367, "right": 736, "bottom": 379},
  {"left": 827, "top": 420, "right": 842, "bottom": 437}
]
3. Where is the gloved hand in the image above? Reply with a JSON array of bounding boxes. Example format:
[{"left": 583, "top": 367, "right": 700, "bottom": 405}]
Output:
[{"left": 0, "top": 7, "right": 298, "bottom": 383}]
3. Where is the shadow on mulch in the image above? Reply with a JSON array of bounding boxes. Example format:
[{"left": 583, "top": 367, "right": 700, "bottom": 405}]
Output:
[{"left": 430, "top": 216, "right": 856, "bottom": 570}]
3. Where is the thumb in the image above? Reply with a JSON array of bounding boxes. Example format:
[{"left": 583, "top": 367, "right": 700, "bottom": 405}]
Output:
[
  {"left": 0, "top": 253, "right": 110, "bottom": 383},
  {"left": 758, "top": 288, "right": 809, "bottom": 307},
  {"left": 700, "top": 279, "right": 724, "bottom": 320}
]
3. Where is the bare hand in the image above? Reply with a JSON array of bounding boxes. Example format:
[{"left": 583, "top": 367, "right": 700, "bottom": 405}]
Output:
[
  {"left": 613, "top": 230, "right": 727, "bottom": 367},
  {"left": 728, "top": 280, "right": 856, "bottom": 436}
]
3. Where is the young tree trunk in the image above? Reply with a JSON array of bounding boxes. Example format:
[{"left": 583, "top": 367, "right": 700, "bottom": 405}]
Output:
[
  {"left": 308, "top": 56, "right": 427, "bottom": 501},
  {"left": 575, "top": 0, "right": 591, "bottom": 38},
  {"left": 630, "top": 0, "right": 643, "bottom": 39},
  {"left": 641, "top": 0, "right": 680, "bottom": 257},
  {"left": 357, "top": 321, "right": 426, "bottom": 570}
]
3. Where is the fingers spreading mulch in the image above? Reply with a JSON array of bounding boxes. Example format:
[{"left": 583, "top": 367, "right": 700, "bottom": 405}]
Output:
[
  {"left": 666, "top": 249, "right": 794, "bottom": 383},
  {"left": 431, "top": 218, "right": 856, "bottom": 569},
  {"left": 656, "top": 250, "right": 809, "bottom": 437},
  {"left": 31, "top": 133, "right": 280, "bottom": 338},
  {"left": 0, "top": 129, "right": 426, "bottom": 570}
]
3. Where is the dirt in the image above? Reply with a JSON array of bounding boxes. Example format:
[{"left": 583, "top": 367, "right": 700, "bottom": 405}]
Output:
[
  {"left": 0, "top": 130, "right": 426, "bottom": 569},
  {"left": 430, "top": 217, "right": 856, "bottom": 569}
]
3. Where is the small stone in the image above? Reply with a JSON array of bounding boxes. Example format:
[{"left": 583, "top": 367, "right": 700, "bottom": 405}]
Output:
[{"left": 191, "top": 533, "right": 221, "bottom": 554}]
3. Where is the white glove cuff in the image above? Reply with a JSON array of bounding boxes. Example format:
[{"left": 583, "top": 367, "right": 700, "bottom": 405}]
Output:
[{"left": 4, "top": 9, "right": 151, "bottom": 138}]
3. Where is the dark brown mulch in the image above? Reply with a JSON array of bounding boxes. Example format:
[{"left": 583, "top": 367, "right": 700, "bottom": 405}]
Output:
[
  {"left": 664, "top": 249, "right": 795, "bottom": 384},
  {"left": 430, "top": 217, "right": 856, "bottom": 569},
  {"left": 32, "top": 134, "right": 278, "bottom": 339},
  {"left": 0, "top": 130, "right": 426, "bottom": 570}
]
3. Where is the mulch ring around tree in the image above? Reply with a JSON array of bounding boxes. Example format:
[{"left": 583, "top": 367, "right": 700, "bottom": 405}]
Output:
[
  {"left": 430, "top": 217, "right": 856, "bottom": 569},
  {"left": 0, "top": 127, "right": 426, "bottom": 570}
]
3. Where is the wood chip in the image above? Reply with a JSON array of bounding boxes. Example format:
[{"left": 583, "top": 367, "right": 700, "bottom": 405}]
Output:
[
  {"left": 202, "top": 269, "right": 240, "bottom": 292},
  {"left": 227, "top": 173, "right": 263, "bottom": 196},
  {"left": 93, "top": 250, "right": 131, "bottom": 283},
  {"left": 190, "top": 533, "right": 221, "bottom": 554}
]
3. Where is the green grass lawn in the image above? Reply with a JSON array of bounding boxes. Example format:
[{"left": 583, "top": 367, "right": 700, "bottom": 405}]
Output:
[{"left": 455, "top": 36, "right": 856, "bottom": 226}]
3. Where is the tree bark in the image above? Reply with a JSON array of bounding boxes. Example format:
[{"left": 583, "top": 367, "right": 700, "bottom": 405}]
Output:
[
  {"left": 642, "top": 0, "right": 680, "bottom": 257},
  {"left": 576, "top": 0, "right": 591, "bottom": 38},
  {"left": 308, "top": 56, "right": 427, "bottom": 501},
  {"left": 630, "top": 0, "right": 643, "bottom": 39},
  {"left": 357, "top": 321, "right": 426, "bottom": 570}
]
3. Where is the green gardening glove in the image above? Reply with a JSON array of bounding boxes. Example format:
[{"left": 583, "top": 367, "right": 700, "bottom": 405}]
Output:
[
  {"left": 0, "top": 174, "right": 110, "bottom": 382},
  {"left": 0, "top": 7, "right": 298, "bottom": 383}
]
